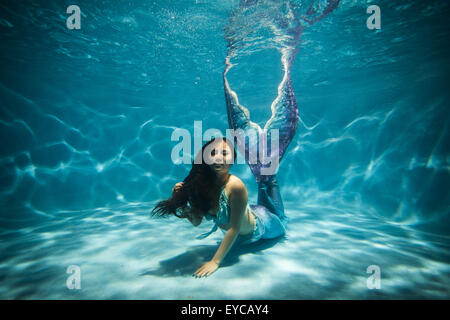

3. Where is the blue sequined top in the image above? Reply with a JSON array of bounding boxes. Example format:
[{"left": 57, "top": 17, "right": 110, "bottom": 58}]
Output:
[{"left": 196, "top": 186, "right": 230, "bottom": 240}]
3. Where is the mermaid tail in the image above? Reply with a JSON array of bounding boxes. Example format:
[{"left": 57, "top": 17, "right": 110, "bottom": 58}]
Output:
[
  {"left": 223, "top": 36, "right": 299, "bottom": 182},
  {"left": 223, "top": 0, "right": 339, "bottom": 220},
  {"left": 223, "top": 50, "right": 296, "bottom": 221}
]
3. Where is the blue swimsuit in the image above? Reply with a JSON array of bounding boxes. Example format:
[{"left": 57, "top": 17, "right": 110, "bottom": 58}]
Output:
[{"left": 196, "top": 183, "right": 287, "bottom": 245}]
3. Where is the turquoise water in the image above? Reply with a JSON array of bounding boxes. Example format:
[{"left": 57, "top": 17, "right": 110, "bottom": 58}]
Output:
[{"left": 0, "top": 0, "right": 449, "bottom": 299}]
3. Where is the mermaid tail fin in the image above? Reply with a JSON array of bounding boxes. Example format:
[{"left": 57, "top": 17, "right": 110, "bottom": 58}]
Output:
[
  {"left": 223, "top": 0, "right": 340, "bottom": 181},
  {"left": 221, "top": 0, "right": 340, "bottom": 222},
  {"left": 223, "top": 50, "right": 299, "bottom": 181},
  {"left": 223, "top": 57, "right": 266, "bottom": 179},
  {"left": 263, "top": 49, "right": 299, "bottom": 166},
  {"left": 223, "top": 57, "right": 263, "bottom": 138}
]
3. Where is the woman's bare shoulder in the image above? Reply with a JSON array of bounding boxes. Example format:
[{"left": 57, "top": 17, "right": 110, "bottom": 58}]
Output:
[
  {"left": 226, "top": 175, "right": 247, "bottom": 197},
  {"left": 228, "top": 174, "right": 245, "bottom": 187}
]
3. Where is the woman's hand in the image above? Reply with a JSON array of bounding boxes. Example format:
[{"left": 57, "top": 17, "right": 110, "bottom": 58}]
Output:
[
  {"left": 172, "top": 182, "right": 183, "bottom": 193},
  {"left": 192, "top": 260, "right": 219, "bottom": 278}
]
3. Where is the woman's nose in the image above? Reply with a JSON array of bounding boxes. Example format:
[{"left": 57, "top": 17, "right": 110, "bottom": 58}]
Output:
[{"left": 213, "top": 155, "right": 224, "bottom": 164}]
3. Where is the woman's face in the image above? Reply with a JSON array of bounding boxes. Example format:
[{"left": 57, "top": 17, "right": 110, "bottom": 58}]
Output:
[{"left": 206, "top": 141, "right": 233, "bottom": 173}]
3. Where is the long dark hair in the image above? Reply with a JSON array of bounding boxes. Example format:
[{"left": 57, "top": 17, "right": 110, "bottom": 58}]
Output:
[{"left": 151, "top": 137, "right": 237, "bottom": 219}]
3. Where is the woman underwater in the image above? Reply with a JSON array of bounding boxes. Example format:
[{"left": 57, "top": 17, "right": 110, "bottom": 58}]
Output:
[
  {"left": 151, "top": 0, "right": 339, "bottom": 278},
  {"left": 152, "top": 49, "right": 299, "bottom": 277}
]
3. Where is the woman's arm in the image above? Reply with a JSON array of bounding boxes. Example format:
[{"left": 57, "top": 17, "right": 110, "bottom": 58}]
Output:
[
  {"left": 193, "top": 181, "right": 248, "bottom": 278},
  {"left": 211, "top": 184, "right": 247, "bottom": 264}
]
